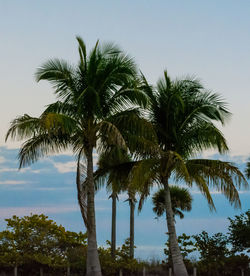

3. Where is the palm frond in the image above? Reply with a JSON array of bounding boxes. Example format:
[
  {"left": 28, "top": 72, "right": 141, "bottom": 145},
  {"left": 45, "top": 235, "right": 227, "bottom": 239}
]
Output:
[
  {"left": 18, "top": 134, "right": 70, "bottom": 168},
  {"left": 245, "top": 160, "right": 250, "bottom": 179},
  {"left": 186, "top": 159, "right": 248, "bottom": 209},
  {"left": 76, "top": 153, "right": 89, "bottom": 230},
  {"left": 5, "top": 114, "right": 42, "bottom": 142},
  {"left": 152, "top": 186, "right": 193, "bottom": 218},
  {"left": 35, "top": 59, "right": 75, "bottom": 99}
]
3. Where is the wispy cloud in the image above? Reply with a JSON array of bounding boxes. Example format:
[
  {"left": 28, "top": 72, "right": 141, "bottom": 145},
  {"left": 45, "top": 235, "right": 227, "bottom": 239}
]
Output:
[
  {"left": 0, "top": 180, "right": 29, "bottom": 185},
  {"left": 52, "top": 161, "right": 76, "bottom": 173},
  {"left": 0, "top": 168, "right": 17, "bottom": 173},
  {"left": 0, "top": 205, "right": 109, "bottom": 219},
  {"left": 190, "top": 189, "right": 250, "bottom": 195},
  {"left": 0, "top": 205, "right": 79, "bottom": 219},
  {"left": 0, "top": 167, "right": 44, "bottom": 174},
  {"left": 0, "top": 156, "right": 6, "bottom": 163}
]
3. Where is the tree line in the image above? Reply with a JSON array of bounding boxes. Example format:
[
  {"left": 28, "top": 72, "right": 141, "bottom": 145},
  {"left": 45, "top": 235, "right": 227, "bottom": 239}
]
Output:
[
  {"left": 0, "top": 212, "right": 249, "bottom": 276},
  {"left": 5, "top": 37, "right": 248, "bottom": 276}
]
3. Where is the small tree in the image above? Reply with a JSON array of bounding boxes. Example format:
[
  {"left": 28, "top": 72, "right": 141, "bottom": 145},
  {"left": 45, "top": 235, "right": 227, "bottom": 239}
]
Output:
[
  {"left": 228, "top": 210, "right": 250, "bottom": 253},
  {"left": 193, "top": 231, "right": 229, "bottom": 275},
  {"left": 0, "top": 214, "right": 87, "bottom": 273},
  {"left": 164, "top": 233, "right": 196, "bottom": 262}
]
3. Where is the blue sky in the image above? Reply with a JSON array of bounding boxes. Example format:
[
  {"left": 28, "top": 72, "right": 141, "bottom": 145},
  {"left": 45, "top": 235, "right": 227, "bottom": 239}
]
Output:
[
  {"left": 0, "top": 146, "right": 249, "bottom": 259},
  {"left": 1, "top": 1, "right": 250, "bottom": 259}
]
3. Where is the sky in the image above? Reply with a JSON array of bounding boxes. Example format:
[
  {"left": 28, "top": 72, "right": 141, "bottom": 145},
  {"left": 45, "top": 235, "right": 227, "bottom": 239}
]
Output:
[{"left": 0, "top": 1, "right": 250, "bottom": 259}]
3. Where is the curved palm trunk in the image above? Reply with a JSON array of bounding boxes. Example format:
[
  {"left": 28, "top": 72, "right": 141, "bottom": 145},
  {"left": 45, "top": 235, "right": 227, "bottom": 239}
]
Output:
[
  {"left": 129, "top": 197, "right": 135, "bottom": 259},
  {"left": 86, "top": 147, "right": 102, "bottom": 276},
  {"left": 164, "top": 178, "right": 188, "bottom": 276},
  {"left": 111, "top": 192, "right": 117, "bottom": 259}
]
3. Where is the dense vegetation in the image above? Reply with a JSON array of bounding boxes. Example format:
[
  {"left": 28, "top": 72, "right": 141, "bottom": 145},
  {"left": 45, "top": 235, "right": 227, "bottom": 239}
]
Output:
[{"left": 0, "top": 213, "right": 249, "bottom": 276}]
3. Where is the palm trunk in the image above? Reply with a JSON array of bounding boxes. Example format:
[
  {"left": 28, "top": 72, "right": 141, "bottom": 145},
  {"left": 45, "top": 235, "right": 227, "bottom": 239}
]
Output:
[
  {"left": 111, "top": 192, "right": 117, "bottom": 259},
  {"left": 129, "top": 197, "right": 135, "bottom": 259},
  {"left": 164, "top": 178, "right": 188, "bottom": 276},
  {"left": 86, "top": 146, "right": 102, "bottom": 276}
]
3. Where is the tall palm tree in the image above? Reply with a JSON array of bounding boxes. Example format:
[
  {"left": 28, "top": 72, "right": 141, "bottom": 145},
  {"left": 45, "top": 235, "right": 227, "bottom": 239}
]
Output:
[
  {"left": 152, "top": 186, "right": 192, "bottom": 219},
  {"left": 131, "top": 71, "right": 248, "bottom": 276},
  {"left": 96, "top": 147, "right": 139, "bottom": 259},
  {"left": 5, "top": 37, "right": 150, "bottom": 276},
  {"left": 96, "top": 147, "right": 132, "bottom": 259}
]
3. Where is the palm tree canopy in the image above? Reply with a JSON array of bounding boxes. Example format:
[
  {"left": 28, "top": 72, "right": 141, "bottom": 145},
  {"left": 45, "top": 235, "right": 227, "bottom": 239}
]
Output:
[
  {"left": 5, "top": 37, "right": 153, "bottom": 167},
  {"left": 131, "top": 71, "right": 247, "bottom": 210},
  {"left": 95, "top": 147, "right": 135, "bottom": 195},
  {"left": 152, "top": 186, "right": 192, "bottom": 219}
]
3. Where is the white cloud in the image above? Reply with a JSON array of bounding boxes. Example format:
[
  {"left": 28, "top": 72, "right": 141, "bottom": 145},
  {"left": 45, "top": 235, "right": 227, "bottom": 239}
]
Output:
[
  {"left": 0, "top": 168, "right": 18, "bottom": 173},
  {"left": 0, "top": 205, "right": 79, "bottom": 219},
  {"left": 35, "top": 187, "right": 72, "bottom": 191},
  {"left": 0, "top": 180, "right": 28, "bottom": 185},
  {"left": 190, "top": 189, "right": 250, "bottom": 195},
  {"left": 0, "top": 205, "right": 109, "bottom": 219},
  {"left": 52, "top": 161, "right": 76, "bottom": 173},
  {"left": 0, "top": 156, "right": 6, "bottom": 163}
]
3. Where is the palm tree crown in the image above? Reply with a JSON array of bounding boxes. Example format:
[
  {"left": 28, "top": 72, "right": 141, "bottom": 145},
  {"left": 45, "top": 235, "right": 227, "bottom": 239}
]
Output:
[
  {"left": 152, "top": 186, "right": 192, "bottom": 219},
  {"left": 5, "top": 37, "right": 150, "bottom": 276},
  {"left": 131, "top": 71, "right": 247, "bottom": 276}
]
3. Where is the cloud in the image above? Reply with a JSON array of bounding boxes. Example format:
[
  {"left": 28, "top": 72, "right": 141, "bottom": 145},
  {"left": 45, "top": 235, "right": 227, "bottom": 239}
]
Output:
[
  {"left": 190, "top": 189, "right": 250, "bottom": 195},
  {"left": 0, "top": 168, "right": 18, "bottom": 173},
  {"left": 0, "top": 205, "right": 79, "bottom": 219},
  {"left": 0, "top": 205, "right": 109, "bottom": 219},
  {"left": 52, "top": 161, "right": 76, "bottom": 173},
  {"left": 0, "top": 180, "right": 29, "bottom": 185},
  {"left": 51, "top": 152, "right": 98, "bottom": 173},
  {"left": 0, "top": 156, "right": 6, "bottom": 163}
]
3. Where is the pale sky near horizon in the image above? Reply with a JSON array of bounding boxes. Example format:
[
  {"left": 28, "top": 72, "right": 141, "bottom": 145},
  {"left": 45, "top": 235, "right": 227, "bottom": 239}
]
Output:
[
  {"left": 1, "top": 1, "right": 250, "bottom": 259},
  {"left": 1, "top": 0, "right": 250, "bottom": 155}
]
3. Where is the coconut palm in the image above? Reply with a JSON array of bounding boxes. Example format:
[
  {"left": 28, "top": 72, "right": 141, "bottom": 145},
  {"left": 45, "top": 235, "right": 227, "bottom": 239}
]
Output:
[
  {"left": 96, "top": 147, "right": 139, "bottom": 259},
  {"left": 131, "top": 71, "right": 248, "bottom": 276},
  {"left": 5, "top": 37, "right": 150, "bottom": 276},
  {"left": 96, "top": 147, "right": 133, "bottom": 259},
  {"left": 152, "top": 186, "right": 192, "bottom": 219}
]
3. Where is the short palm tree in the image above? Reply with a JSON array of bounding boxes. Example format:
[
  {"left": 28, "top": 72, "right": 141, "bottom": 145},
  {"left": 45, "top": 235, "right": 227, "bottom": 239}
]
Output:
[
  {"left": 5, "top": 37, "right": 150, "bottom": 276},
  {"left": 152, "top": 186, "right": 192, "bottom": 266},
  {"left": 131, "top": 71, "right": 247, "bottom": 276},
  {"left": 152, "top": 186, "right": 192, "bottom": 219}
]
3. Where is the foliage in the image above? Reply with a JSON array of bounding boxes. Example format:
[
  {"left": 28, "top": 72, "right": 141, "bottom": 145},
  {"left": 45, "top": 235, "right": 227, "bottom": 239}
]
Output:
[
  {"left": 164, "top": 233, "right": 196, "bottom": 261},
  {"left": 193, "top": 231, "right": 229, "bottom": 273},
  {"left": 98, "top": 239, "right": 145, "bottom": 276},
  {"left": 245, "top": 160, "right": 250, "bottom": 179},
  {"left": 228, "top": 210, "right": 250, "bottom": 253},
  {"left": 152, "top": 186, "right": 192, "bottom": 219},
  {"left": 0, "top": 214, "right": 87, "bottom": 269}
]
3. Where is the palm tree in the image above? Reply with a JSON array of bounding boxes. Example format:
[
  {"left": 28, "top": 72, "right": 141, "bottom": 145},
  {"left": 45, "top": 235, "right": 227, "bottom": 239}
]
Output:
[
  {"left": 152, "top": 186, "right": 192, "bottom": 265},
  {"left": 152, "top": 186, "right": 192, "bottom": 219},
  {"left": 5, "top": 37, "right": 150, "bottom": 276},
  {"left": 96, "top": 148, "right": 139, "bottom": 259},
  {"left": 131, "top": 71, "right": 247, "bottom": 276},
  {"left": 96, "top": 147, "right": 132, "bottom": 259}
]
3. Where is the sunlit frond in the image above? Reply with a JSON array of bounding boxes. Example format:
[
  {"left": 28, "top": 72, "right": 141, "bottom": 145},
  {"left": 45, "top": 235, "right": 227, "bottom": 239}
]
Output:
[{"left": 5, "top": 114, "right": 42, "bottom": 142}]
